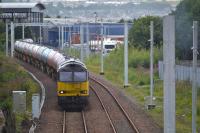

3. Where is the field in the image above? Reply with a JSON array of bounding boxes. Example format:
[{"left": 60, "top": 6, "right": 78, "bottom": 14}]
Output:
[
  {"left": 85, "top": 46, "right": 200, "bottom": 133},
  {"left": 0, "top": 52, "right": 40, "bottom": 132}
]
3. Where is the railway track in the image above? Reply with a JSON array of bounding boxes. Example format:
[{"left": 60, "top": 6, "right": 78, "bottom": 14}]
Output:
[
  {"left": 89, "top": 77, "right": 140, "bottom": 133},
  {"left": 90, "top": 85, "right": 117, "bottom": 133},
  {"left": 19, "top": 59, "right": 161, "bottom": 133},
  {"left": 62, "top": 111, "right": 88, "bottom": 133},
  {"left": 82, "top": 111, "right": 88, "bottom": 133}
]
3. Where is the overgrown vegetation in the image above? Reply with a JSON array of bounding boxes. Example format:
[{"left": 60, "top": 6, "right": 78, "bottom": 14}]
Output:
[
  {"left": 85, "top": 46, "right": 200, "bottom": 133},
  {"left": 0, "top": 52, "right": 40, "bottom": 133}
]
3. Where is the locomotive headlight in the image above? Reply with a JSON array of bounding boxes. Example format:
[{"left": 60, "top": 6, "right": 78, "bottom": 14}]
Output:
[{"left": 59, "top": 91, "right": 64, "bottom": 94}]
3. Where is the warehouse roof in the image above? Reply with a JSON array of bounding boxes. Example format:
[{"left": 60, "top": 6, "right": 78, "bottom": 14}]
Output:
[{"left": 0, "top": 2, "right": 45, "bottom": 10}]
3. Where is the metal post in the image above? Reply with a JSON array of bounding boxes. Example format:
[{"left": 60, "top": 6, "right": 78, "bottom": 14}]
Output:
[
  {"left": 6, "top": 23, "right": 8, "bottom": 56},
  {"left": 148, "top": 21, "right": 155, "bottom": 109},
  {"left": 61, "top": 26, "right": 64, "bottom": 50},
  {"left": 63, "top": 26, "right": 65, "bottom": 45},
  {"left": 39, "top": 25, "right": 42, "bottom": 45},
  {"left": 192, "top": 21, "right": 198, "bottom": 133},
  {"left": 58, "top": 26, "right": 61, "bottom": 48},
  {"left": 64, "top": 26, "right": 66, "bottom": 46},
  {"left": 124, "top": 22, "right": 129, "bottom": 87},
  {"left": 86, "top": 23, "right": 90, "bottom": 58},
  {"left": 163, "top": 15, "right": 176, "bottom": 133},
  {"left": 104, "top": 26, "right": 107, "bottom": 40},
  {"left": 11, "top": 22, "right": 15, "bottom": 57},
  {"left": 69, "top": 26, "right": 71, "bottom": 47},
  {"left": 80, "top": 24, "right": 84, "bottom": 62},
  {"left": 100, "top": 22, "right": 104, "bottom": 75},
  {"left": 22, "top": 24, "right": 24, "bottom": 39}
]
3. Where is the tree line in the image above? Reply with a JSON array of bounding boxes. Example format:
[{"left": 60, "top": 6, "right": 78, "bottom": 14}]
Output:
[{"left": 128, "top": 0, "right": 200, "bottom": 60}]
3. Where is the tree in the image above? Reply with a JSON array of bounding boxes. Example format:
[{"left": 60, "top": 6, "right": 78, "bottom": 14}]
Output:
[
  {"left": 118, "top": 19, "right": 133, "bottom": 23},
  {"left": 128, "top": 16, "right": 162, "bottom": 49},
  {"left": 118, "top": 18, "right": 125, "bottom": 23},
  {"left": 173, "top": 0, "right": 200, "bottom": 60},
  {"left": 56, "top": 15, "right": 61, "bottom": 18}
]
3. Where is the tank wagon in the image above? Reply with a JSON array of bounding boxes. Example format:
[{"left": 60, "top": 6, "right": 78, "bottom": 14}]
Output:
[{"left": 14, "top": 40, "right": 89, "bottom": 109}]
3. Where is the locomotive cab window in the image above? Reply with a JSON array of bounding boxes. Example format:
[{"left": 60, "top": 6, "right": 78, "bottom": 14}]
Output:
[
  {"left": 74, "top": 72, "right": 87, "bottom": 82},
  {"left": 58, "top": 64, "right": 88, "bottom": 82},
  {"left": 59, "top": 72, "right": 73, "bottom": 82},
  {"left": 58, "top": 71, "right": 87, "bottom": 82}
]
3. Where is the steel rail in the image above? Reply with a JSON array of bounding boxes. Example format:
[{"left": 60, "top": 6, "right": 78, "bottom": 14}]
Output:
[
  {"left": 90, "top": 85, "right": 117, "bottom": 133},
  {"left": 90, "top": 77, "right": 140, "bottom": 133},
  {"left": 62, "top": 111, "right": 66, "bottom": 133},
  {"left": 81, "top": 110, "right": 88, "bottom": 133}
]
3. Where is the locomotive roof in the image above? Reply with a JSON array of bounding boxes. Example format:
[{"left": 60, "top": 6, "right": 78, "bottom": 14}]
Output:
[{"left": 58, "top": 58, "right": 87, "bottom": 72}]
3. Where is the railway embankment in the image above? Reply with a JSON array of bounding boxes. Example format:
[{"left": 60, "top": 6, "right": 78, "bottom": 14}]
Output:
[{"left": 0, "top": 52, "right": 40, "bottom": 133}]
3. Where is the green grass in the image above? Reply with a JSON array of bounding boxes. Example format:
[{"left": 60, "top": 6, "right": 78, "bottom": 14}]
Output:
[
  {"left": 85, "top": 46, "right": 200, "bottom": 133},
  {"left": 64, "top": 47, "right": 80, "bottom": 59},
  {"left": 0, "top": 52, "right": 40, "bottom": 132}
]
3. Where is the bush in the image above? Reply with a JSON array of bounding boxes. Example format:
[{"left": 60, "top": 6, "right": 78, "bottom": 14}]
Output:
[
  {"left": 0, "top": 98, "right": 12, "bottom": 111},
  {"left": 138, "top": 81, "right": 145, "bottom": 86},
  {"left": 128, "top": 47, "right": 161, "bottom": 68},
  {"left": 0, "top": 72, "right": 16, "bottom": 82}
]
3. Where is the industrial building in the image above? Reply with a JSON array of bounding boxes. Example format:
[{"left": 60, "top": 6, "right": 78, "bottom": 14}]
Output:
[
  {"left": 0, "top": 2, "right": 45, "bottom": 23},
  {"left": 46, "top": 22, "right": 132, "bottom": 47}
]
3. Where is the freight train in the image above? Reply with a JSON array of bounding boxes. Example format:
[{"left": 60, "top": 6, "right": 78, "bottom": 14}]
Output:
[{"left": 14, "top": 39, "right": 89, "bottom": 110}]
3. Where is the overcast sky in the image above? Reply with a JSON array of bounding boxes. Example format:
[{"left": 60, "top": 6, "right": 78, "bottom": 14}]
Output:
[{"left": 29, "top": 0, "right": 180, "bottom": 2}]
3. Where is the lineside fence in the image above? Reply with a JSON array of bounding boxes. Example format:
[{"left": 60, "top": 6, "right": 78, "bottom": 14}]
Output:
[{"left": 158, "top": 61, "right": 200, "bottom": 86}]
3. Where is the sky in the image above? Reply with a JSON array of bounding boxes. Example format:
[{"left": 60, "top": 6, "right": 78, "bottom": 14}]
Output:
[
  {"left": 28, "top": 0, "right": 180, "bottom": 2},
  {"left": 4, "top": 0, "right": 181, "bottom": 3}
]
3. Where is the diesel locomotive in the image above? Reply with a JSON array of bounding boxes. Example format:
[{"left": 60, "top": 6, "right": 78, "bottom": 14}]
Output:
[{"left": 14, "top": 40, "right": 89, "bottom": 109}]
